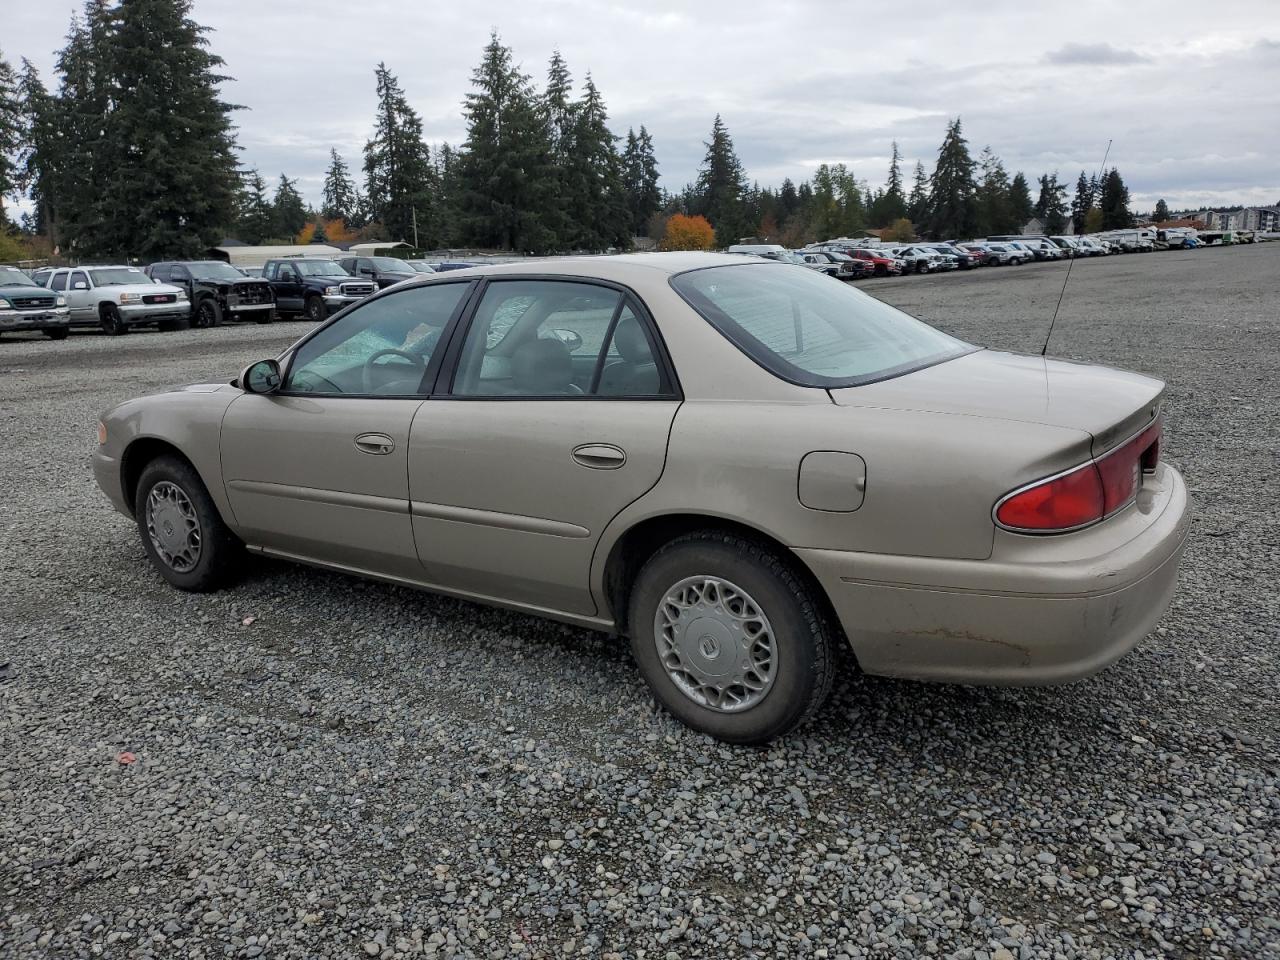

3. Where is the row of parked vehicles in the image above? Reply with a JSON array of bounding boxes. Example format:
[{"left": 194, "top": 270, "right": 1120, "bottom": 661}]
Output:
[
  {"left": 0, "top": 255, "right": 476, "bottom": 339},
  {"left": 728, "top": 223, "right": 1266, "bottom": 282}
]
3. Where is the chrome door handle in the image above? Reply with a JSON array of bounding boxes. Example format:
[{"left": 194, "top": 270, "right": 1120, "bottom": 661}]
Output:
[
  {"left": 572, "top": 443, "right": 626, "bottom": 469},
  {"left": 354, "top": 433, "right": 395, "bottom": 456}
]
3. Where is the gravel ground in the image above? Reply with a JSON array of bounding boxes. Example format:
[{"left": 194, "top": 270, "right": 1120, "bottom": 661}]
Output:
[{"left": 1, "top": 245, "right": 1277, "bottom": 959}]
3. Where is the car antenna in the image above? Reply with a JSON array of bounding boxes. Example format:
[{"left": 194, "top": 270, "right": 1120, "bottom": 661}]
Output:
[{"left": 1042, "top": 138, "right": 1112, "bottom": 357}]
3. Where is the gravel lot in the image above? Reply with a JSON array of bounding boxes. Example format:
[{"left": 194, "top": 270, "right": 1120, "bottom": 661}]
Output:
[{"left": 2, "top": 246, "right": 1277, "bottom": 959}]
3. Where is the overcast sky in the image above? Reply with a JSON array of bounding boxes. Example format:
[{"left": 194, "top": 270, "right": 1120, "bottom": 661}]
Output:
[{"left": 7, "top": 1, "right": 1279, "bottom": 214}]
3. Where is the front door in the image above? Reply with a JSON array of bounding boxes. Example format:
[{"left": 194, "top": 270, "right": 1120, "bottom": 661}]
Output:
[
  {"left": 272, "top": 263, "right": 304, "bottom": 312},
  {"left": 409, "top": 278, "right": 680, "bottom": 616},
  {"left": 65, "top": 270, "right": 94, "bottom": 321},
  {"left": 220, "top": 281, "right": 473, "bottom": 580}
]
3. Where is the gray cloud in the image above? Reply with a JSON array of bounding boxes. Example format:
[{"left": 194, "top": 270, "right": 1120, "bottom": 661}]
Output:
[
  {"left": 5, "top": 1, "right": 1279, "bottom": 214},
  {"left": 1044, "top": 42, "right": 1149, "bottom": 66}
]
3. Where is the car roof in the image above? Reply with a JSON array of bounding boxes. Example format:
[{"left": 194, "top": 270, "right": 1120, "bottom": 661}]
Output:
[{"left": 403, "top": 252, "right": 753, "bottom": 284}]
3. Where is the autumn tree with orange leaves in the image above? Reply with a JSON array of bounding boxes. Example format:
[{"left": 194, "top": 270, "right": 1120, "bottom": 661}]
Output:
[{"left": 659, "top": 213, "right": 715, "bottom": 251}]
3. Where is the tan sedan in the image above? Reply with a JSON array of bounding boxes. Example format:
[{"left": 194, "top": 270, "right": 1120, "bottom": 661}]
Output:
[{"left": 94, "top": 253, "right": 1191, "bottom": 744}]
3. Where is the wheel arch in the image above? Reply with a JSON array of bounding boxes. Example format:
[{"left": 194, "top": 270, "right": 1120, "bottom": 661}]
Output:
[
  {"left": 119, "top": 436, "right": 201, "bottom": 518},
  {"left": 598, "top": 512, "right": 843, "bottom": 645}
]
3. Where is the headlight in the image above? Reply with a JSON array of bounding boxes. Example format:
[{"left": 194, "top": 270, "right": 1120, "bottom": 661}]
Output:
[
  {"left": 119, "top": 292, "right": 142, "bottom": 303},
  {"left": 324, "top": 285, "right": 340, "bottom": 296},
  {"left": 56, "top": 296, "right": 67, "bottom": 307},
  {"left": 175, "top": 288, "right": 188, "bottom": 300},
  {"left": 0, "top": 298, "right": 11, "bottom": 309}
]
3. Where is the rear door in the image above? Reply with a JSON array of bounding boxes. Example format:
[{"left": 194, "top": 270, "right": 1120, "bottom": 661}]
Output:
[
  {"left": 219, "top": 281, "right": 473, "bottom": 579},
  {"left": 408, "top": 278, "right": 681, "bottom": 616}
]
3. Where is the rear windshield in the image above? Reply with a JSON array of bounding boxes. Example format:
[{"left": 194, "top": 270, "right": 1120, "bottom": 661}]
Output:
[{"left": 670, "top": 262, "right": 975, "bottom": 388}]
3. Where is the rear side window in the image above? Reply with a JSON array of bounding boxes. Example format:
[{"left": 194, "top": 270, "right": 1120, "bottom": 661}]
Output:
[{"left": 671, "top": 262, "right": 975, "bottom": 388}]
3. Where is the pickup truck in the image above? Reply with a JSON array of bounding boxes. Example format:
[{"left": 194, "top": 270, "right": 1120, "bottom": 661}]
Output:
[
  {"left": 261, "top": 258, "right": 376, "bottom": 321},
  {"left": 0, "top": 265, "right": 71, "bottom": 339},
  {"left": 337, "top": 255, "right": 418, "bottom": 289},
  {"left": 32, "top": 264, "right": 189, "bottom": 334},
  {"left": 146, "top": 261, "right": 276, "bottom": 326}
]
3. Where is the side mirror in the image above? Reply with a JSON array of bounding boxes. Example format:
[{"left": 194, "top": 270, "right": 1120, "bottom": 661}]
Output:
[
  {"left": 549, "top": 328, "right": 583, "bottom": 352},
  {"left": 240, "top": 358, "right": 282, "bottom": 394}
]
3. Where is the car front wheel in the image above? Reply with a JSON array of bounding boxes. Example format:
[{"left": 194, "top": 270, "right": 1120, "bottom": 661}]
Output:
[
  {"left": 305, "top": 295, "right": 327, "bottom": 322},
  {"left": 135, "top": 455, "right": 241, "bottom": 591},
  {"left": 195, "top": 298, "right": 222, "bottom": 328},
  {"left": 100, "top": 305, "right": 128, "bottom": 335},
  {"left": 629, "top": 532, "right": 836, "bottom": 745}
]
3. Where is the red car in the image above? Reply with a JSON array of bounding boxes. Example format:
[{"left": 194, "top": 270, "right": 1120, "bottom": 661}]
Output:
[{"left": 845, "top": 248, "right": 904, "bottom": 277}]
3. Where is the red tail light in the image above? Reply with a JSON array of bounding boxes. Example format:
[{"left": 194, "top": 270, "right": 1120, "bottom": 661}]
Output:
[{"left": 995, "top": 419, "right": 1163, "bottom": 533}]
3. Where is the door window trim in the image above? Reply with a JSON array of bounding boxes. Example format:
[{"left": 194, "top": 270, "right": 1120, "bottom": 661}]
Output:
[
  {"left": 432, "top": 275, "right": 682, "bottom": 402},
  {"left": 275, "top": 279, "right": 479, "bottom": 400}
]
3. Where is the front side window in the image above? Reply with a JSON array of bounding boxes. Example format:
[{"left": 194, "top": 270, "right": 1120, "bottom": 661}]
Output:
[
  {"left": 671, "top": 262, "right": 975, "bottom": 388},
  {"left": 49, "top": 272, "right": 68, "bottom": 291},
  {"left": 285, "top": 283, "right": 470, "bottom": 396},
  {"left": 451, "top": 280, "right": 672, "bottom": 398}
]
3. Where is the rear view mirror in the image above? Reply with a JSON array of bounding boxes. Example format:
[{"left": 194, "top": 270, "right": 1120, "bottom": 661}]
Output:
[{"left": 240, "top": 358, "right": 282, "bottom": 394}]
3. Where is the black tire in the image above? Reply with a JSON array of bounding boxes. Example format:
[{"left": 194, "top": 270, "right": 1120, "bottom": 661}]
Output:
[
  {"left": 304, "top": 294, "right": 327, "bottom": 322},
  {"left": 100, "top": 304, "right": 128, "bottom": 336},
  {"left": 44, "top": 327, "right": 70, "bottom": 340},
  {"left": 628, "top": 532, "right": 836, "bottom": 745},
  {"left": 134, "top": 454, "right": 241, "bottom": 592},
  {"left": 194, "top": 298, "right": 222, "bottom": 329}
]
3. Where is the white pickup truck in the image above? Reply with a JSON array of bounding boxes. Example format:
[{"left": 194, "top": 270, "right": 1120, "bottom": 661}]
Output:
[{"left": 32, "top": 264, "right": 190, "bottom": 335}]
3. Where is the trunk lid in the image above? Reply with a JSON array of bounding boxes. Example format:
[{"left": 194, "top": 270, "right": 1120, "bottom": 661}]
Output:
[{"left": 830, "top": 349, "right": 1164, "bottom": 456}]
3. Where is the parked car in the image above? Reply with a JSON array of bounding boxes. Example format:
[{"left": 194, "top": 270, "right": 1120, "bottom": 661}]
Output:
[
  {"left": 422, "top": 261, "right": 479, "bottom": 273},
  {"left": 33, "top": 264, "right": 188, "bottom": 335},
  {"left": 727, "top": 243, "right": 790, "bottom": 258},
  {"left": 981, "top": 243, "right": 1025, "bottom": 266},
  {"left": 793, "top": 251, "right": 845, "bottom": 277},
  {"left": 0, "top": 265, "right": 71, "bottom": 339},
  {"left": 146, "top": 261, "right": 276, "bottom": 327},
  {"left": 337, "top": 255, "right": 419, "bottom": 289},
  {"left": 261, "top": 258, "right": 376, "bottom": 321},
  {"left": 845, "top": 247, "right": 904, "bottom": 276},
  {"left": 958, "top": 243, "right": 998, "bottom": 266},
  {"left": 405, "top": 261, "right": 438, "bottom": 274},
  {"left": 92, "top": 252, "right": 1189, "bottom": 744},
  {"left": 985, "top": 236, "right": 1059, "bottom": 262},
  {"left": 1050, "top": 236, "right": 1086, "bottom": 258},
  {"left": 888, "top": 246, "right": 945, "bottom": 274},
  {"left": 798, "top": 250, "right": 870, "bottom": 280},
  {"left": 922, "top": 244, "right": 980, "bottom": 269}
]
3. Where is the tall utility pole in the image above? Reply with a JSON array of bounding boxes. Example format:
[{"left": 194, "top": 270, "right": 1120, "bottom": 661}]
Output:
[{"left": 412, "top": 206, "right": 419, "bottom": 249}]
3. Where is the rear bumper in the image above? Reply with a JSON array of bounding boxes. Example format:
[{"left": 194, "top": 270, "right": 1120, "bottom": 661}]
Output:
[{"left": 795, "top": 463, "right": 1191, "bottom": 685}]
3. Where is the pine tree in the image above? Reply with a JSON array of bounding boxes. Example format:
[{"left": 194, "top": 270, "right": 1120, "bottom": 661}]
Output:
[
  {"left": 91, "top": 0, "right": 240, "bottom": 260},
  {"left": 1153, "top": 198, "right": 1170, "bottom": 222},
  {"left": 0, "top": 50, "right": 22, "bottom": 226},
  {"left": 234, "top": 168, "right": 273, "bottom": 243},
  {"left": 15, "top": 60, "right": 58, "bottom": 237},
  {"left": 321, "top": 148, "right": 358, "bottom": 222},
  {"left": 907, "top": 161, "right": 930, "bottom": 227},
  {"left": 431, "top": 141, "right": 460, "bottom": 245},
  {"left": 1009, "top": 172, "right": 1034, "bottom": 226},
  {"left": 1099, "top": 167, "right": 1132, "bottom": 230},
  {"left": 1071, "top": 171, "right": 1096, "bottom": 234},
  {"left": 457, "top": 32, "right": 556, "bottom": 253},
  {"left": 49, "top": 3, "right": 116, "bottom": 255},
  {"left": 870, "top": 141, "right": 907, "bottom": 227},
  {"left": 621, "top": 125, "right": 661, "bottom": 237},
  {"left": 974, "top": 147, "right": 1014, "bottom": 237},
  {"left": 694, "top": 115, "right": 747, "bottom": 247},
  {"left": 927, "top": 118, "right": 977, "bottom": 239},
  {"left": 363, "top": 63, "right": 435, "bottom": 246},
  {"left": 1034, "top": 173, "right": 1069, "bottom": 233},
  {"left": 271, "top": 173, "right": 307, "bottom": 240},
  {"left": 563, "top": 74, "right": 628, "bottom": 251}
]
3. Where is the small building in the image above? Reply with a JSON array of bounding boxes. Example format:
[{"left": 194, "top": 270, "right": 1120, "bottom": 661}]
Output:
[
  {"left": 211, "top": 243, "right": 343, "bottom": 269},
  {"left": 1020, "top": 217, "right": 1045, "bottom": 236}
]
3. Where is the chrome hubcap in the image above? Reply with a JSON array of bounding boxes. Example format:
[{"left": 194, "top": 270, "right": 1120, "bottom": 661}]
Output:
[
  {"left": 654, "top": 576, "right": 777, "bottom": 712},
  {"left": 146, "top": 481, "right": 201, "bottom": 572}
]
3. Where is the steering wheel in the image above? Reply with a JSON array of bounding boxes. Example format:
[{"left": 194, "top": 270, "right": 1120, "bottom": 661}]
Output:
[{"left": 362, "top": 348, "right": 425, "bottom": 394}]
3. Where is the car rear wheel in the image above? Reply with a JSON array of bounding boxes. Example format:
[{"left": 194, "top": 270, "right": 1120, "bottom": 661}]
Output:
[
  {"left": 195, "top": 298, "right": 222, "bottom": 329},
  {"left": 100, "top": 305, "right": 128, "bottom": 336},
  {"left": 629, "top": 532, "right": 836, "bottom": 745},
  {"left": 305, "top": 295, "right": 327, "bottom": 322},
  {"left": 135, "top": 455, "right": 241, "bottom": 592}
]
